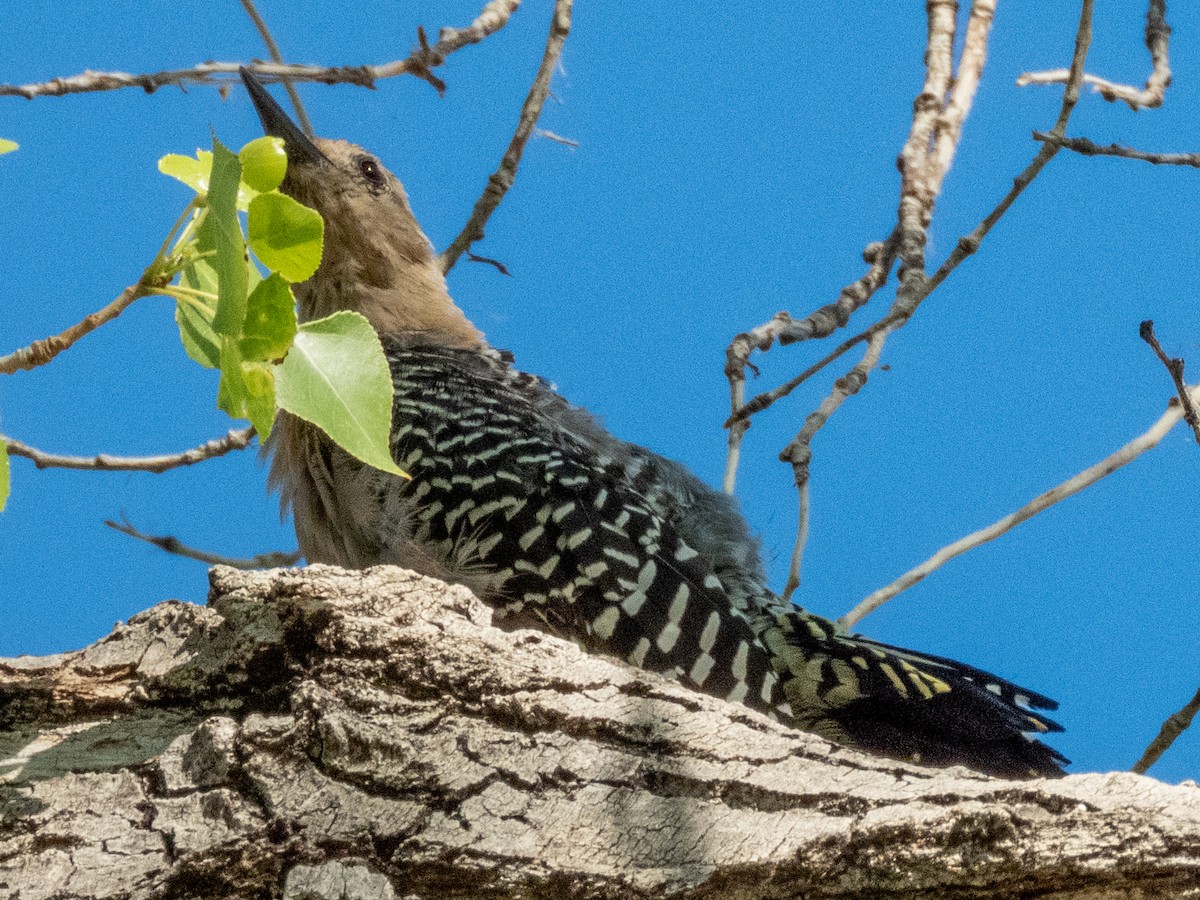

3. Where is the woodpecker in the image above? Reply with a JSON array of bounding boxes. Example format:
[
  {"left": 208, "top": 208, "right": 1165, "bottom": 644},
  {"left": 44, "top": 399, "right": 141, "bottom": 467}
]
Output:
[{"left": 242, "top": 70, "right": 1067, "bottom": 778}]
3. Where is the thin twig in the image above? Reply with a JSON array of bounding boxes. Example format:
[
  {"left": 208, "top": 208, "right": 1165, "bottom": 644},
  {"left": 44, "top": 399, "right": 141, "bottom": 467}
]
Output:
[
  {"left": 724, "top": 0, "right": 998, "bottom": 497},
  {"left": 440, "top": 0, "right": 572, "bottom": 273},
  {"left": 534, "top": 128, "right": 578, "bottom": 148},
  {"left": 1141, "top": 320, "right": 1200, "bottom": 443},
  {"left": 726, "top": 0, "right": 1096, "bottom": 446},
  {"left": 2, "top": 427, "right": 255, "bottom": 473},
  {"left": 729, "top": 1, "right": 1096, "bottom": 590},
  {"left": 725, "top": 241, "right": 902, "bottom": 431},
  {"left": 0, "top": 281, "right": 150, "bottom": 374},
  {"left": 239, "top": 0, "right": 314, "bottom": 136},
  {"left": 0, "top": 0, "right": 522, "bottom": 99},
  {"left": 466, "top": 252, "right": 512, "bottom": 276},
  {"left": 777, "top": 331, "right": 887, "bottom": 592},
  {"left": 1132, "top": 685, "right": 1200, "bottom": 775},
  {"left": 106, "top": 516, "right": 301, "bottom": 569},
  {"left": 839, "top": 384, "right": 1199, "bottom": 629},
  {"left": 1034, "top": 131, "right": 1200, "bottom": 168},
  {"left": 1017, "top": 0, "right": 1171, "bottom": 110},
  {"left": 781, "top": 475, "right": 811, "bottom": 603}
]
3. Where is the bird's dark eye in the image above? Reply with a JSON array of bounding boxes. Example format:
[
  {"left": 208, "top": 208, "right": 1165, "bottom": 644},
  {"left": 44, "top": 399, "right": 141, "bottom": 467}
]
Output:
[{"left": 358, "top": 156, "right": 385, "bottom": 187}]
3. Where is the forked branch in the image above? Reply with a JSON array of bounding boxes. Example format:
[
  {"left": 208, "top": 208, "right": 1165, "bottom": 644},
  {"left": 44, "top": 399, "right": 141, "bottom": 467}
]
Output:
[{"left": 1017, "top": 0, "right": 1171, "bottom": 110}]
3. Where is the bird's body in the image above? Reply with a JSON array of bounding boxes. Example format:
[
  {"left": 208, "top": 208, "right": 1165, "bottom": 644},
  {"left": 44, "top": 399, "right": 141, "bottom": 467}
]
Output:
[{"left": 245, "top": 70, "right": 1067, "bottom": 778}]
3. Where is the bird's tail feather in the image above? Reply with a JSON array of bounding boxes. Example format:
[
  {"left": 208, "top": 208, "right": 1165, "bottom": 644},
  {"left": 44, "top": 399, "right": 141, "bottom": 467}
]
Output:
[{"left": 768, "top": 607, "right": 1068, "bottom": 778}]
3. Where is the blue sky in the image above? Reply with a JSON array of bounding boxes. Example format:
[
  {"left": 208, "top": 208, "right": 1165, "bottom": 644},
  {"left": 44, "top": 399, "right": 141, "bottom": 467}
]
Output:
[{"left": 1, "top": 2, "right": 1197, "bottom": 780}]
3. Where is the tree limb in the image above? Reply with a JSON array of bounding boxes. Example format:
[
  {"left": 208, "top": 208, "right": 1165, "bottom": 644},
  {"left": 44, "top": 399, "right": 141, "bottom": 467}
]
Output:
[
  {"left": 239, "top": 0, "right": 314, "bottom": 136},
  {"left": 1141, "top": 320, "right": 1200, "bottom": 443},
  {"left": 2, "top": 565, "right": 1198, "bottom": 898},
  {"left": 1133, "top": 684, "right": 1200, "bottom": 775}
]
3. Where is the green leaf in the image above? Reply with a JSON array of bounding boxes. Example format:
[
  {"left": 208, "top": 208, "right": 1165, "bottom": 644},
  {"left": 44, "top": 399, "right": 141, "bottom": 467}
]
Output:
[
  {"left": 159, "top": 148, "right": 258, "bottom": 210},
  {"left": 0, "top": 440, "right": 9, "bottom": 512},
  {"left": 242, "top": 361, "right": 277, "bottom": 439},
  {"left": 159, "top": 150, "right": 213, "bottom": 194},
  {"left": 240, "top": 273, "right": 298, "bottom": 362},
  {"left": 247, "top": 192, "right": 324, "bottom": 283},
  {"left": 217, "top": 338, "right": 277, "bottom": 439},
  {"left": 0, "top": 138, "right": 18, "bottom": 156},
  {"left": 217, "top": 338, "right": 248, "bottom": 421},
  {"left": 175, "top": 291, "right": 220, "bottom": 370},
  {"left": 208, "top": 139, "right": 249, "bottom": 338},
  {"left": 274, "top": 311, "right": 405, "bottom": 476},
  {"left": 239, "top": 136, "right": 287, "bottom": 193}
]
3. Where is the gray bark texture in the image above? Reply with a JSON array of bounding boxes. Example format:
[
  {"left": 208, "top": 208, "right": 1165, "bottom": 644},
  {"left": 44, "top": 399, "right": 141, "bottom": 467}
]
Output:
[{"left": 1, "top": 565, "right": 1198, "bottom": 899}]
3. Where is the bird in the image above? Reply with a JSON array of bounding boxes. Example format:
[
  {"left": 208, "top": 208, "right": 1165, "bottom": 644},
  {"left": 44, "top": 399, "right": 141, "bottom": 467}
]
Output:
[{"left": 241, "top": 69, "right": 1067, "bottom": 779}]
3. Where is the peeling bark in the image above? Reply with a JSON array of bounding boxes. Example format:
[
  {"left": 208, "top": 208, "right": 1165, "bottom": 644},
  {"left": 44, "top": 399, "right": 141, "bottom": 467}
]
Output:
[{"left": 1, "top": 565, "right": 1198, "bottom": 899}]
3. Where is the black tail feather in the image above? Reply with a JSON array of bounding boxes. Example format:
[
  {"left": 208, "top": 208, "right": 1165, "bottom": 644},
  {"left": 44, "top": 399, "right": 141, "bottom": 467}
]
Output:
[{"left": 838, "top": 637, "right": 1068, "bottom": 778}]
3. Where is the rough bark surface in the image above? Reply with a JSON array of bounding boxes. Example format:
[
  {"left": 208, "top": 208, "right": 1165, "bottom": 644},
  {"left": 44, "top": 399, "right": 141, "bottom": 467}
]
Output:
[{"left": 1, "top": 565, "right": 1198, "bottom": 899}]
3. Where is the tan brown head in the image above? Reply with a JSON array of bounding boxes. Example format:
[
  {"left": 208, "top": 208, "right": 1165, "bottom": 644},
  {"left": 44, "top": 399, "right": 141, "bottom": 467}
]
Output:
[{"left": 240, "top": 68, "right": 485, "bottom": 350}]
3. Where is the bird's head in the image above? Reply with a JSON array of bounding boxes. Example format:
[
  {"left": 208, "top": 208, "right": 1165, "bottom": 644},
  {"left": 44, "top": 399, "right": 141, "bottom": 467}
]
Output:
[{"left": 240, "top": 68, "right": 485, "bottom": 350}]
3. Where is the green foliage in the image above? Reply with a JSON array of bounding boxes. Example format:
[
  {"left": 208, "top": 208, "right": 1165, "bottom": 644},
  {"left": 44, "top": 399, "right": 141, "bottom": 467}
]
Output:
[
  {"left": 207, "top": 139, "right": 249, "bottom": 338},
  {"left": 241, "top": 274, "right": 298, "bottom": 362},
  {"left": 156, "top": 136, "right": 404, "bottom": 476},
  {"left": 275, "top": 312, "right": 405, "bottom": 477},
  {"left": 247, "top": 193, "right": 324, "bottom": 282},
  {"left": 1, "top": 131, "right": 406, "bottom": 516},
  {"left": 238, "top": 136, "right": 287, "bottom": 192}
]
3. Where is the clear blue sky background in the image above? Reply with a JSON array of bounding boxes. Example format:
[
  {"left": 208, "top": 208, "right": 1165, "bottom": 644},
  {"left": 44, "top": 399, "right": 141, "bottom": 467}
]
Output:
[{"left": 1, "top": 2, "right": 1197, "bottom": 780}]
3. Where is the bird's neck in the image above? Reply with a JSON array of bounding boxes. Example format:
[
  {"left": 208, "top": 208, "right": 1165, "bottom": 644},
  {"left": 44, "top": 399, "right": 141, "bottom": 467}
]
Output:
[{"left": 298, "top": 234, "right": 486, "bottom": 351}]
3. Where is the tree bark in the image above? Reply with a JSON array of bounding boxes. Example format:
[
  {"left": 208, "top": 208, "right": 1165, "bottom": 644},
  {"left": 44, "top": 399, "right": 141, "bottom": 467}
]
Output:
[{"left": 1, "top": 565, "right": 1198, "bottom": 899}]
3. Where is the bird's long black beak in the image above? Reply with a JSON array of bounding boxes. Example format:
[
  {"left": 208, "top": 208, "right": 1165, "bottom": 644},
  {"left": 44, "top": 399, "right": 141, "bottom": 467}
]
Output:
[{"left": 239, "top": 67, "right": 328, "bottom": 167}]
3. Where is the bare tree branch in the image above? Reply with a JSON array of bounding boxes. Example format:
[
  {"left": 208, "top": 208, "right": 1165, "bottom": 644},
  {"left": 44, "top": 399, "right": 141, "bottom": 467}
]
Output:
[
  {"left": 0, "top": 281, "right": 152, "bottom": 375},
  {"left": 839, "top": 383, "right": 1200, "bottom": 629},
  {"left": 726, "top": 0, "right": 1099, "bottom": 472},
  {"left": 777, "top": 332, "right": 887, "bottom": 594},
  {"left": 105, "top": 516, "right": 301, "bottom": 569},
  {"left": 0, "top": 0, "right": 522, "bottom": 99},
  {"left": 1141, "top": 320, "right": 1200, "bottom": 443},
  {"left": 1017, "top": 0, "right": 1171, "bottom": 110},
  {"left": 1034, "top": 131, "right": 1200, "bottom": 167},
  {"left": 891, "top": 0, "right": 992, "bottom": 290},
  {"left": 724, "top": 0, "right": 1004, "bottom": 494},
  {"left": 239, "top": 0, "right": 314, "bottom": 136},
  {"left": 781, "top": 479, "right": 811, "bottom": 603},
  {"left": 761, "top": 0, "right": 1005, "bottom": 582},
  {"left": 1132, "top": 684, "right": 1200, "bottom": 775},
  {"left": 440, "top": 0, "right": 573, "bottom": 273},
  {"left": 2, "top": 427, "right": 255, "bottom": 473},
  {"left": 722, "top": 233, "right": 900, "bottom": 493},
  {"left": 725, "top": 0, "right": 1104, "bottom": 589}
]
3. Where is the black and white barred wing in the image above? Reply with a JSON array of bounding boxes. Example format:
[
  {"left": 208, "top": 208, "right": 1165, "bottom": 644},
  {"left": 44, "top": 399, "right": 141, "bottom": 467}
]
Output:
[{"left": 387, "top": 349, "right": 788, "bottom": 717}]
